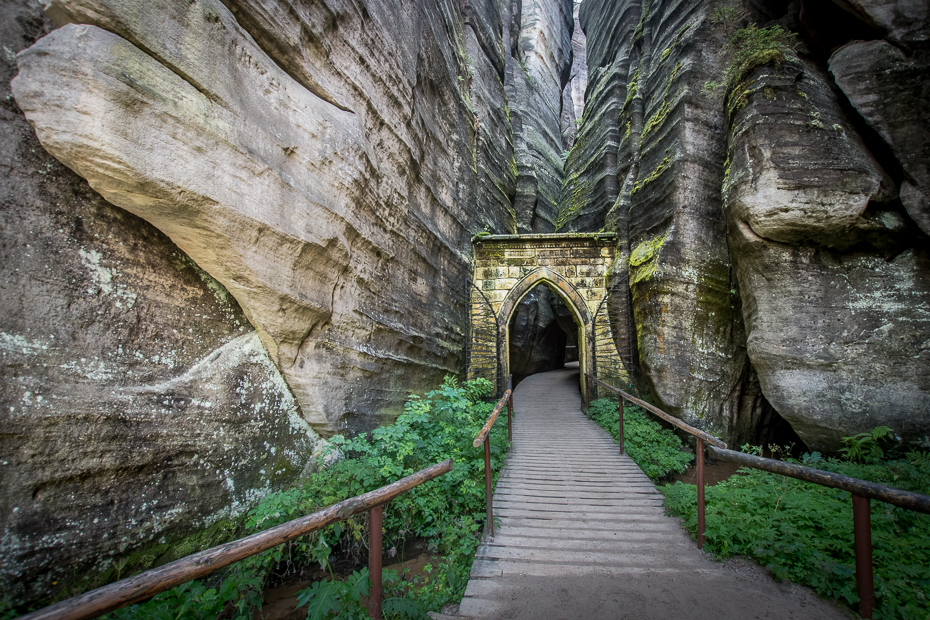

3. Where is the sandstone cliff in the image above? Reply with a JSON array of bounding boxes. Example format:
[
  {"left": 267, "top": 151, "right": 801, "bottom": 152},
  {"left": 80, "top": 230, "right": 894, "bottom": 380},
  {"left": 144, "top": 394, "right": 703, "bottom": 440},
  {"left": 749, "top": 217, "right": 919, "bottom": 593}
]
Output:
[
  {"left": 2, "top": 0, "right": 570, "bottom": 607},
  {"left": 560, "top": 0, "right": 930, "bottom": 451}
]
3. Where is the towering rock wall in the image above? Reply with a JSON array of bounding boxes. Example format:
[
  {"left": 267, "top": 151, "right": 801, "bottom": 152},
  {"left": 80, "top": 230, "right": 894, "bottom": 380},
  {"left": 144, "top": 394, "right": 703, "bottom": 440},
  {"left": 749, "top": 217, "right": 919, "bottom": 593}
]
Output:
[
  {"left": 562, "top": 0, "right": 771, "bottom": 443},
  {"left": 721, "top": 2, "right": 930, "bottom": 450},
  {"left": 559, "top": 2, "right": 588, "bottom": 151},
  {"left": 561, "top": 0, "right": 930, "bottom": 450},
  {"left": 505, "top": 0, "right": 575, "bottom": 232},
  {"left": 12, "top": 0, "right": 518, "bottom": 437},
  {"left": 1, "top": 0, "right": 572, "bottom": 608},
  {"left": 1, "top": 0, "right": 324, "bottom": 607}
]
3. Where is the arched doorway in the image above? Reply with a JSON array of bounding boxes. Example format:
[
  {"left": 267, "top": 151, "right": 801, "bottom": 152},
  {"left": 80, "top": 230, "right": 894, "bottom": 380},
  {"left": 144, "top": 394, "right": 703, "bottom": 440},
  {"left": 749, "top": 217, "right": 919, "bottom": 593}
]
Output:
[{"left": 497, "top": 268, "right": 592, "bottom": 391}]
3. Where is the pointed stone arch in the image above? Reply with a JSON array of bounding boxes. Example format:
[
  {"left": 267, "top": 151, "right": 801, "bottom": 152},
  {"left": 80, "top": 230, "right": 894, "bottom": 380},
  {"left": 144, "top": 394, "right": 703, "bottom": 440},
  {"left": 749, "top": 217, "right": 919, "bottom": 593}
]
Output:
[
  {"left": 497, "top": 267, "right": 591, "bottom": 327},
  {"left": 497, "top": 268, "right": 594, "bottom": 389},
  {"left": 467, "top": 233, "right": 624, "bottom": 395}
]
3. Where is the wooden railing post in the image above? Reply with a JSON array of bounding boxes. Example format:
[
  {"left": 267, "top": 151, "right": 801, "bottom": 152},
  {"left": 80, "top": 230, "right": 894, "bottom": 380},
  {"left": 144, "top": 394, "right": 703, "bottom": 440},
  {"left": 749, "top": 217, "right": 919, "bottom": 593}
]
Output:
[
  {"left": 618, "top": 397, "right": 625, "bottom": 455},
  {"left": 697, "top": 438, "right": 705, "bottom": 550},
  {"left": 583, "top": 374, "right": 590, "bottom": 413},
  {"left": 852, "top": 494, "right": 874, "bottom": 619},
  {"left": 368, "top": 504, "right": 383, "bottom": 620},
  {"left": 507, "top": 377, "right": 513, "bottom": 444},
  {"left": 484, "top": 436, "right": 493, "bottom": 537}
]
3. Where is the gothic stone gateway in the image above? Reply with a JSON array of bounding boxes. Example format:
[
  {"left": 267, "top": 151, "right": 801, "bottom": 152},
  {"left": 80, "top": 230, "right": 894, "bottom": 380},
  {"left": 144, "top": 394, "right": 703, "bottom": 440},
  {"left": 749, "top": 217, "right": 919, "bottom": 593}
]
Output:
[{"left": 468, "top": 233, "right": 631, "bottom": 395}]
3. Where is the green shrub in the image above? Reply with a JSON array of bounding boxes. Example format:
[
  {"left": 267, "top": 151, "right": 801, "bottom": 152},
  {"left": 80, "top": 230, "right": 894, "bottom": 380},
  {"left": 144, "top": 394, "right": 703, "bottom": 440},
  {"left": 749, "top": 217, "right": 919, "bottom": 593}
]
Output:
[
  {"left": 841, "top": 426, "right": 896, "bottom": 463},
  {"left": 702, "top": 2, "right": 798, "bottom": 100},
  {"left": 587, "top": 398, "right": 693, "bottom": 480},
  {"left": 661, "top": 450, "right": 930, "bottom": 619},
  {"left": 102, "top": 377, "right": 506, "bottom": 619}
]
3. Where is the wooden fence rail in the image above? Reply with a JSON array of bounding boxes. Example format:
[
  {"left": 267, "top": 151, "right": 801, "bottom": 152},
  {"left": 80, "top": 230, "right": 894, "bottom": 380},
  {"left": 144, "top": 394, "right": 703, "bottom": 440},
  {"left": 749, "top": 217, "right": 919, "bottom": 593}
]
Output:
[
  {"left": 18, "top": 460, "right": 454, "bottom": 620},
  {"left": 473, "top": 375, "right": 513, "bottom": 538},
  {"left": 584, "top": 372, "right": 930, "bottom": 619}
]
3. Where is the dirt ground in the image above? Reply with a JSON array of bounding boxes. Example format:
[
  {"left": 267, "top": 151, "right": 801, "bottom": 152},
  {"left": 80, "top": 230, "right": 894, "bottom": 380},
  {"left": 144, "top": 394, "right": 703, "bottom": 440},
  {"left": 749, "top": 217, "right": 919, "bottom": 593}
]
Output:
[{"left": 445, "top": 554, "right": 855, "bottom": 619}]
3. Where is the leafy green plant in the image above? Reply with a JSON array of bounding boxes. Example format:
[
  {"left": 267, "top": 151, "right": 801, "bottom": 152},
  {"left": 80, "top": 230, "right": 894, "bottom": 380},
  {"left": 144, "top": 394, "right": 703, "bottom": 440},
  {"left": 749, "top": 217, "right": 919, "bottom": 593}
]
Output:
[
  {"left": 587, "top": 398, "right": 692, "bottom": 480},
  {"left": 661, "top": 452, "right": 930, "bottom": 619},
  {"left": 98, "top": 377, "right": 505, "bottom": 620},
  {"left": 841, "top": 426, "right": 895, "bottom": 463},
  {"left": 702, "top": 2, "right": 798, "bottom": 100},
  {"left": 296, "top": 568, "right": 430, "bottom": 620}
]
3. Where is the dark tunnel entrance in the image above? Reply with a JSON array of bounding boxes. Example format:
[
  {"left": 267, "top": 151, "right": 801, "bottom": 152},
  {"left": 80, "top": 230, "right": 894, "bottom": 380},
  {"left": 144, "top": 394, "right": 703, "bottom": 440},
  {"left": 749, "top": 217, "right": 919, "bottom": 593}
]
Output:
[{"left": 507, "top": 283, "right": 580, "bottom": 384}]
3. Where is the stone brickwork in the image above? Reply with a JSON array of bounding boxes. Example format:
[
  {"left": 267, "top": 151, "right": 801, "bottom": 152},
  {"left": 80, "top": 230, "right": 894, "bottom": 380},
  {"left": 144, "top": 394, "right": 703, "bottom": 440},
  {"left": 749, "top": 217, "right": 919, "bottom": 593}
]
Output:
[{"left": 468, "top": 233, "right": 630, "bottom": 394}]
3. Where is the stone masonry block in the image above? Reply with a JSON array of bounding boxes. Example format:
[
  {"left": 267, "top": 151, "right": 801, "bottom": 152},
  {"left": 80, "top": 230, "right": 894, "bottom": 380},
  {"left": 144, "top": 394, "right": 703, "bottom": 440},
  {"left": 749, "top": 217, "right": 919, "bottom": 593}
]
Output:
[
  {"left": 577, "top": 264, "right": 604, "bottom": 278},
  {"left": 495, "top": 278, "right": 519, "bottom": 289},
  {"left": 478, "top": 267, "right": 505, "bottom": 280}
]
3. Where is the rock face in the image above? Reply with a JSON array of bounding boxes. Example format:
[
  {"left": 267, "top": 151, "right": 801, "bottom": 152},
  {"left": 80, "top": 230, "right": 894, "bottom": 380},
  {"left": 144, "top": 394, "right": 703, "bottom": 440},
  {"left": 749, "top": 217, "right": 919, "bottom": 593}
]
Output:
[
  {"left": 724, "top": 51, "right": 930, "bottom": 450},
  {"left": 12, "top": 0, "right": 518, "bottom": 435},
  {"left": 560, "top": 0, "right": 775, "bottom": 444},
  {"left": 559, "top": 2, "right": 588, "bottom": 151},
  {"left": 506, "top": 0, "right": 574, "bottom": 232},
  {"left": 830, "top": 42, "right": 930, "bottom": 237},
  {"left": 1, "top": 0, "right": 322, "bottom": 606},
  {"left": 559, "top": 0, "right": 930, "bottom": 450},
  {"left": 3, "top": 0, "right": 581, "bottom": 608}
]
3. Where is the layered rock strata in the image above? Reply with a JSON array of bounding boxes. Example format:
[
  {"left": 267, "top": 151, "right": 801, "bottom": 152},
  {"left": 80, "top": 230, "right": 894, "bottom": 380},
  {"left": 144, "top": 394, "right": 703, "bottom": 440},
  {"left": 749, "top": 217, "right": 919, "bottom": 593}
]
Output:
[
  {"left": 12, "top": 0, "right": 518, "bottom": 435},
  {"left": 2, "top": 0, "right": 548, "bottom": 608},
  {"left": 561, "top": 0, "right": 771, "bottom": 444},
  {"left": 506, "top": 0, "right": 575, "bottom": 232},
  {"left": 561, "top": 0, "right": 930, "bottom": 450},
  {"left": 1, "top": 1, "right": 323, "bottom": 606},
  {"left": 723, "top": 53, "right": 930, "bottom": 450}
]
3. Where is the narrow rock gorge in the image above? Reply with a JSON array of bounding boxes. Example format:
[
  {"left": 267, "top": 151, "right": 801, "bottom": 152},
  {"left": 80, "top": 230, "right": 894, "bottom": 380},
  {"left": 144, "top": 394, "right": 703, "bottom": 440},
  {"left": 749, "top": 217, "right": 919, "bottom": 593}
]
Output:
[{"left": 2, "top": 0, "right": 929, "bottom": 610}]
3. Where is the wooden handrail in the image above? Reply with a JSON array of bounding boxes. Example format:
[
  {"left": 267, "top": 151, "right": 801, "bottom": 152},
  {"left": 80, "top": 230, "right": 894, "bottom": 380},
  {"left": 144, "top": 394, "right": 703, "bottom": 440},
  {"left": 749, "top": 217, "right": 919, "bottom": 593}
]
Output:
[
  {"left": 19, "top": 459, "right": 455, "bottom": 620},
  {"left": 707, "top": 446, "right": 930, "bottom": 514},
  {"left": 473, "top": 387, "right": 513, "bottom": 447},
  {"left": 584, "top": 372, "right": 929, "bottom": 618},
  {"left": 473, "top": 376, "right": 513, "bottom": 538},
  {"left": 585, "top": 374, "right": 727, "bottom": 448}
]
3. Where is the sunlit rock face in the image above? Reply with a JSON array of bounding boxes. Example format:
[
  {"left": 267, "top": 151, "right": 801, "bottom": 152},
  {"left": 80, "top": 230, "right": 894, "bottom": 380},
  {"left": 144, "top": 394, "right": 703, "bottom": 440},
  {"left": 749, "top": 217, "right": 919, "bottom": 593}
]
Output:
[
  {"left": 4, "top": 0, "right": 529, "bottom": 607},
  {"left": 12, "top": 0, "right": 518, "bottom": 435},
  {"left": 1, "top": 2, "right": 324, "bottom": 605}
]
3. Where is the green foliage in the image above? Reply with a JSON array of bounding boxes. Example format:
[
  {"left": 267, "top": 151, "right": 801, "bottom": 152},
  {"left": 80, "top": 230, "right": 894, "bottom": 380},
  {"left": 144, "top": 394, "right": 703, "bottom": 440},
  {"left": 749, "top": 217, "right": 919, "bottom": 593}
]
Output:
[
  {"left": 101, "top": 377, "right": 505, "bottom": 619},
  {"left": 587, "top": 398, "right": 693, "bottom": 480},
  {"left": 841, "top": 426, "right": 896, "bottom": 464},
  {"left": 661, "top": 451, "right": 930, "bottom": 619},
  {"left": 703, "top": 2, "right": 798, "bottom": 101},
  {"left": 295, "top": 567, "right": 430, "bottom": 620}
]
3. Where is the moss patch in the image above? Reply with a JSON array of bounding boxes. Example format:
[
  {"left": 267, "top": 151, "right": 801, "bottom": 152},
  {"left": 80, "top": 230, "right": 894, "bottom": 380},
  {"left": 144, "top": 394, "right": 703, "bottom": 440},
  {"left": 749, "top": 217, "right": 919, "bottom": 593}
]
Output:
[{"left": 629, "top": 231, "right": 669, "bottom": 285}]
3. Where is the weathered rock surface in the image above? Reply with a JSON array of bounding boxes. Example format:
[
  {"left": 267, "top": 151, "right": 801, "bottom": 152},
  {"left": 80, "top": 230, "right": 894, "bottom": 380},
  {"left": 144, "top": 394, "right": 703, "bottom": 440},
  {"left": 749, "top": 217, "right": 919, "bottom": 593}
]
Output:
[
  {"left": 830, "top": 41, "right": 930, "bottom": 237},
  {"left": 559, "top": 1, "right": 587, "bottom": 151},
  {"left": 723, "top": 52, "right": 930, "bottom": 450},
  {"left": 506, "top": 0, "right": 574, "bottom": 232},
  {"left": 12, "top": 0, "right": 517, "bottom": 435},
  {"left": 0, "top": 0, "right": 538, "bottom": 608},
  {"left": 560, "top": 0, "right": 777, "bottom": 444},
  {"left": 1, "top": 1, "right": 322, "bottom": 606}
]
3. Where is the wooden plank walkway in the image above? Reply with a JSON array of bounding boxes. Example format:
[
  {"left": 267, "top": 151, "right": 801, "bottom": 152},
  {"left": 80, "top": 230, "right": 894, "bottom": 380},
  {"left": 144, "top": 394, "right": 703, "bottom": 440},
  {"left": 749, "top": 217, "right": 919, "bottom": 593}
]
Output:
[{"left": 453, "top": 365, "right": 849, "bottom": 620}]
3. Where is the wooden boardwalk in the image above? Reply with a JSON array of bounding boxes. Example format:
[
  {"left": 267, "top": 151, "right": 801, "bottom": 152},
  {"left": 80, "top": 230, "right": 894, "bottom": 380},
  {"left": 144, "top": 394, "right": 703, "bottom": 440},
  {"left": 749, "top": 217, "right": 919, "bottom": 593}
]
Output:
[{"left": 454, "top": 365, "right": 848, "bottom": 620}]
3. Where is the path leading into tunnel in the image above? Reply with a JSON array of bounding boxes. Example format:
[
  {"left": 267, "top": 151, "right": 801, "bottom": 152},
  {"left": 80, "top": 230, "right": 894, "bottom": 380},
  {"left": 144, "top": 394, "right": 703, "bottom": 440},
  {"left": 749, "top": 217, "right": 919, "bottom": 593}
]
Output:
[{"left": 449, "top": 365, "right": 849, "bottom": 620}]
